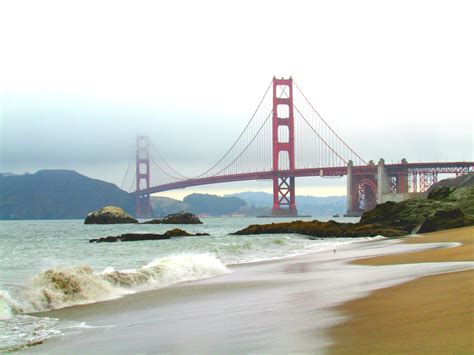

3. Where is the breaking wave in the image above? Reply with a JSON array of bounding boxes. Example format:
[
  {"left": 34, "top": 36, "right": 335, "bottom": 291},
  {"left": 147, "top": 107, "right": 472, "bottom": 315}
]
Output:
[{"left": 0, "top": 253, "right": 229, "bottom": 319}]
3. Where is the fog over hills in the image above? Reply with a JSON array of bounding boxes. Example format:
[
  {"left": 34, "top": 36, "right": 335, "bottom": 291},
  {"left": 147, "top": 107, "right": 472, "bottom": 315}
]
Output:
[{"left": 0, "top": 170, "right": 347, "bottom": 219}]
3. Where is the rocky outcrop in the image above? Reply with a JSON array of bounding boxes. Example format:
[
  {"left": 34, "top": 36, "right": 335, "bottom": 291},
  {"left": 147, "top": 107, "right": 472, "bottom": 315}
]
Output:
[
  {"left": 162, "top": 228, "right": 210, "bottom": 237},
  {"left": 84, "top": 206, "right": 138, "bottom": 224},
  {"left": 232, "top": 174, "right": 474, "bottom": 238},
  {"left": 232, "top": 220, "right": 406, "bottom": 238},
  {"left": 89, "top": 233, "right": 169, "bottom": 243},
  {"left": 359, "top": 176, "right": 474, "bottom": 234},
  {"left": 141, "top": 212, "right": 203, "bottom": 225},
  {"left": 417, "top": 208, "right": 467, "bottom": 234},
  {"left": 426, "top": 173, "right": 474, "bottom": 191},
  {"left": 89, "top": 228, "right": 210, "bottom": 243}
]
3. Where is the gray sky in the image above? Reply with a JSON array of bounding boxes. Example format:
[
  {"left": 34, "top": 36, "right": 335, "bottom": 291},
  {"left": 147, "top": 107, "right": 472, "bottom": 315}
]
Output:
[{"left": 1, "top": 0, "right": 473, "bottom": 199}]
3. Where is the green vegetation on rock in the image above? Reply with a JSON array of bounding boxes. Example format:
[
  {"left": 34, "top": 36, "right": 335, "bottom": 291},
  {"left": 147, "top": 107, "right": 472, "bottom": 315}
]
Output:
[{"left": 232, "top": 174, "right": 474, "bottom": 238}]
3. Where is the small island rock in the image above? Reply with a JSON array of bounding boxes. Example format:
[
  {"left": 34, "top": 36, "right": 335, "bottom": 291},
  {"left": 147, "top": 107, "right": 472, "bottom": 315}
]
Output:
[
  {"left": 142, "top": 212, "right": 203, "bottom": 225},
  {"left": 84, "top": 206, "right": 138, "bottom": 224}
]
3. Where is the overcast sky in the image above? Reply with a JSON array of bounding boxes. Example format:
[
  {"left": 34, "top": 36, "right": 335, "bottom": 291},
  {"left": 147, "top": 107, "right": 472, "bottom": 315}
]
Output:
[{"left": 1, "top": 0, "right": 473, "bottom": 199}]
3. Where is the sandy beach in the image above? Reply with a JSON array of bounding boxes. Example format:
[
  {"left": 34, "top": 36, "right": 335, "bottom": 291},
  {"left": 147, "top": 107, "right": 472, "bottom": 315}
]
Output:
[
  {"left": 27, "top": 228, "right": 473, "bottom": 354},
  {"left": 330, "top": 226, "right": 474, "bottom": 354}
]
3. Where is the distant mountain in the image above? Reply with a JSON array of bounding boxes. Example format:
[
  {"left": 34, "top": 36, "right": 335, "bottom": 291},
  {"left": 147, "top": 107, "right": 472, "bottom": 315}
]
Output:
[
  {"left": 183, "top": 193, "right": 246, "bottom": 216},
  {"left": 228, "top": 191, "right": 346, "bottom": 216},
  {"left": 0, "top": 170, "right": 347, "bottom": 219},
  {"left": 229, "top": 191, "right": 273, "bottom": 207},
  {"left": 0, "top": 170, "right": 134, "bottom": 220},
  {"left": 151, "top": 194, "right": 259, "bottom": 217},
  {"left": 150, "top": 196, "right": 187, "bottom": 216}
]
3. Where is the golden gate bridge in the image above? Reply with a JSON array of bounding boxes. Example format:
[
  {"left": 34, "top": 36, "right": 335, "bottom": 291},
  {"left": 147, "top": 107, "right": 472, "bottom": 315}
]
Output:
[{"left": 121, "top": 77, "right": 473, "bottom": 218}]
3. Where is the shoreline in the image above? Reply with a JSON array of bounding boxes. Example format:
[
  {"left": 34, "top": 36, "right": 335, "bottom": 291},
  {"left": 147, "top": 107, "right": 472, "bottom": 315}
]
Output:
[
  {"left": 329, "top": 226, "right": 474, "bottom": 354},
  {"left": 26, "top": 228, "right": 474, "bottom": 354}
]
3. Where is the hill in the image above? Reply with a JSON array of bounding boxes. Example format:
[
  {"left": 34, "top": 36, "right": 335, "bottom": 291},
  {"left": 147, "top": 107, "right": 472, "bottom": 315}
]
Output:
[
  {"left": 150, "top": 196, "right": 187, "bottom": 216},
  {"left": 0, "top": 170, "right": 347, "bottom": 219},
  {"left": 228, "top": 191, "right": 346, "bottom": 216},
  {"left": 0, "top": 170, "right": 135, "bottom": 219},
  {"left": 152, "top": 194, "right": 267, "bottom": 217}
]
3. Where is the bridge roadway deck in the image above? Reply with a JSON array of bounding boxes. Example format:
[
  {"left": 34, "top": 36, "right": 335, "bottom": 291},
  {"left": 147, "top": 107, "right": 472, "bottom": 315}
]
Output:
[{"left": 139, "top": 161, "right": 473, "bottom": 195}]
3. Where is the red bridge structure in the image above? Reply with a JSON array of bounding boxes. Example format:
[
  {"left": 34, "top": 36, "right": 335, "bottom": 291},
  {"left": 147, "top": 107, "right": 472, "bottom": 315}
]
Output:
[{"left": 127, "top": 77, "right": 473, "bottom": 218}]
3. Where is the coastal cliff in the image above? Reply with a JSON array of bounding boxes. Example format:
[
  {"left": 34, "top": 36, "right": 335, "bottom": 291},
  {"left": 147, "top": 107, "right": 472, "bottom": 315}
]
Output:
[{"left": 232, "top": 174, "right": 474, "bottom": 238}]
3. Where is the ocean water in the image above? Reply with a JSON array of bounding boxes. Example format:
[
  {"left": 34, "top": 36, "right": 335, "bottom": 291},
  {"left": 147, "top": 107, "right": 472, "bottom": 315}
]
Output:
[{"left": 0, "top": 216, "right": 367, "bottom": 352}]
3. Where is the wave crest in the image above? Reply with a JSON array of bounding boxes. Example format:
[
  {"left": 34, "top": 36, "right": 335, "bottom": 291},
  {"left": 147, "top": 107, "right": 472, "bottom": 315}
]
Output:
[{"left": 1, "top": 253, "right": 228, "bottom": 318}]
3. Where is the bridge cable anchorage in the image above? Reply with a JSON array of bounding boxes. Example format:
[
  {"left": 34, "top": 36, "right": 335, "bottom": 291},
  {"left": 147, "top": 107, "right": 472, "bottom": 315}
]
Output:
[
  {"left": 209, "top": 109, "right": 273, "bottom": 177},
  {"left": 293, "top": 79, "right": 367, "bottom": 165},
  {"left": 120, "top": 158, "right": 132, "bottom": 190},
  {"left": 293, "top": 104, "right": 348, "bottom": 166},
  {"left": 150, "top": 142, "right": 189, "bottom": 180},
  {"left": 193, "top": 78, "right": 274, "bottom": 178}
]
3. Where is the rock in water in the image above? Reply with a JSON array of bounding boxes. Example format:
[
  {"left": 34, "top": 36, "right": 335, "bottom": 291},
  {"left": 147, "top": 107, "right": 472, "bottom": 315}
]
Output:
[
  {"left": 162, "top": 228, "right": 193, "bottom": 237},
  {"left": 84, "top": 206, "right": 138, "bottom": 224},
  {"left": 89, "top": 229, "right": 210, "bottom": 242},
  {"left": 142, "top": 212, "right": 203, "bottom": 224},
  {"left": 89, "top": 233, "right": 170, "bottom": 243},
  {"left": 162, "top": 228, "right": 210, "bottom": 237}
]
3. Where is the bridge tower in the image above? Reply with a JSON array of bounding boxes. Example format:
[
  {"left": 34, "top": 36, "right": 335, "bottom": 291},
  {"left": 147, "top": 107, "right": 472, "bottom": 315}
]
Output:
[
  {"left": 135, "top": 135, "right": 153, "bottom": 218},
  {"left": 272, "top": 77, "right": 297, "bottom": 216}
]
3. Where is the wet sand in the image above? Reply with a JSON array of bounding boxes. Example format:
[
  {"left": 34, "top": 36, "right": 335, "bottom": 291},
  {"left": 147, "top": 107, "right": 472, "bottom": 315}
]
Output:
[
  {"left": 28, "top": 230, "right": 474, "bottom": 354},
  {"left": 330, "top": 226, "right": 474, "bottom": 354}
]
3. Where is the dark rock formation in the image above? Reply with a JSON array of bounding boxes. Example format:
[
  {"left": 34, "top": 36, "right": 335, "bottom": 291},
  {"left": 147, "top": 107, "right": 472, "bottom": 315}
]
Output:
[
  {"left": 426, "top": 173, "right": 474, "bottom": 192},
  {"left": 84, "top": 206, "right": 138, "bottom": 224},
  {"left": 89, "top": 228, "right": 210, "bottom": 242},
  {"left": 162, "top": 228, "right": 210, "bottom": 237},
  {"left": 232, "top": 220, "right": 406, "bottom": 238},
  {"left": 90, "top": 233, "right": 169, "bottom": 243},
  {"left": 417, "top": 208, "right": 467, "bottom": 234},
  {"left": 162, "top": 228, "right": 192, "bottom": 237},
  {"left": 232, "top": 174, "right": 474, "bottom": 238},
  {"left": 427, "top": 186, "right": 453, "bottom": 200},
  {"left": 141, "top": 212, "right": 203, "bottom": 225}
]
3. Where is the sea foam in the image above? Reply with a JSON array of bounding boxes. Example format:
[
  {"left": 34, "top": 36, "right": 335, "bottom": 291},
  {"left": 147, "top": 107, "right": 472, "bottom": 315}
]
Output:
[{"left": 0, "top": 253, "right": 229, "bottom": 318}]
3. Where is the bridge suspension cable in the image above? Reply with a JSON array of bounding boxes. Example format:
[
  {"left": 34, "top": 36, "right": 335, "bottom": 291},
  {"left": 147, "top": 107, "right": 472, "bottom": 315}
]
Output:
[
  {"left": 120, "top": 158, "right": 132, "bottom": 190},
  {"left": 293, "top": 79, "right": 367, "bottom": 165},
  {"left": 209, "top": 109, "right": 273, "bottom": 177},
  {"left": 138, "top": 76, "right": 370, "bottom": 193},
  {"left": 192, "top": 78, "right": 274, "bottom": 178},
  {"left": 293, "top": 104, "right": 348, "bottom": 165},
  {"left": 128, "top": 173, "right": 136, "bottom": 193},
  {"left": 150, "top": 142, "right": 189, "bottom": 180},
  {"left": 150, "top": 157, "right": 188, "bottom": 182}
]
